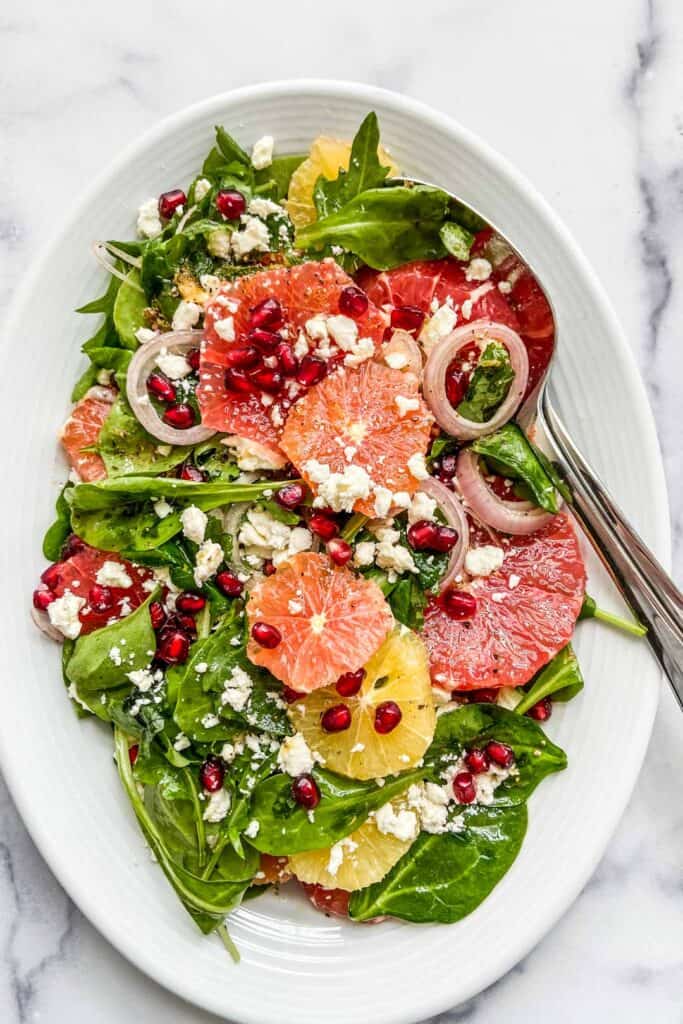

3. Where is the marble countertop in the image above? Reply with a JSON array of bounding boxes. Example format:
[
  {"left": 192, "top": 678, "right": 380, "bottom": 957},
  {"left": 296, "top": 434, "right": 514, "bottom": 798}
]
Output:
[{"left": 1, "top": 0, "right": 681, "bottom": 1020}]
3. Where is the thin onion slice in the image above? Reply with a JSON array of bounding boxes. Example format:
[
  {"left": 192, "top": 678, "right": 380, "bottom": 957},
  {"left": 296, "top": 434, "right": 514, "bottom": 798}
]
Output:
[
  {"left": 126, "top": 330, "right": 216, "bottom": 445},
  {"left": 419, "top": 476, "right": 469, "bottom": 592},
  {"left": 31, "top": 607, "right": 63, "bottom": 643},
  {"left": 423, "top": 320, "right": 529, "bottom": 439},
  {"left": 378, "top": 329, "right": 423, "bottom": 379},
  {"left": 456, "top": 449, "right": 555, "bottom": 536},
  {"left": 91, "top": 241, "right": 142, "bottom": 285}
]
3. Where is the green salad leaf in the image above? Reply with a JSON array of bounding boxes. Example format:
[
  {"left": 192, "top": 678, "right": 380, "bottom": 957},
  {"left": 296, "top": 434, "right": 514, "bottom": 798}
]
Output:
[
  {"left": 513, "top": 646, "right": 584, "bottom": 715},
  {"left": 457, "top": 340, "right": 514, "bottom": 423},
  {"left": 313, "top": 112, "right": 391, "bottom": 219},
  {"left": 471, "top": 423, "right": 560, "bottom": 513},
  {"left": 65, "top": 592, "right": 157, "bottom": 696},
  {"left": 255, "top": 154, "right": 305, "bottom": 202},
  {"left": 97, "top": 395, "right": 191, "bottom": 477},
  {"left": 112, "top": 269, "right": 147, "bottom": 348},
  {"left": 439, "top": 221, "right": 475, "bottom": 260},
  {"left": 42, "top": 484, "right": 73, "bottom": 560},
  {"left": 579, "top": 594, "right": 647, "bottom": 637}
]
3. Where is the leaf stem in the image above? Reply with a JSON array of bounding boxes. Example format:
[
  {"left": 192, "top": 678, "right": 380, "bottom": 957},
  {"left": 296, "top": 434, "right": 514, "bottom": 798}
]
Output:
[
  {"left": 217, "top": 923, "right": 240, "bottom": 963},
  {"left": 341, "top": 513, "right": 368, "bottom": 543}
]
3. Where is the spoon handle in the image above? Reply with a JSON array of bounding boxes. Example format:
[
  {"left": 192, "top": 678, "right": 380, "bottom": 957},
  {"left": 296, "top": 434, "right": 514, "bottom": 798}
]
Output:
[{"left": 539, "top": 389, "right": 683, "bottom": 709}]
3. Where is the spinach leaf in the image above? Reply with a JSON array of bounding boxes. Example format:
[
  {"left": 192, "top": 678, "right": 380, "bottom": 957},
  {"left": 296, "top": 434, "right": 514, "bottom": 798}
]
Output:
[
  {"left": 192, "top": 438, "right": 240, "bottom": 482},
  {"left": 471, "top": 423, "right": 560, "bottom": 514},
  {"left": 250, "top": 766, "right": 424, "bottom": 856},
  {"left": 314, "top": 112, "right": 391, "bottom": 219},
  {"left": 349, "top": 803, "right": 527, "bottom": 923},
  {"left": 513, "top": 645, "right": 584, "bottom": 716},
  {"left": 457, "top": 340, "right": 514, "bottom": 424},
  {"left": 71, "top": 365, "right": 100, "bottom": 401},
  {"left": 579, "top": 594, "right": 647, "bottom": 638},
  {"left": 80, "top": 346, "right": 132, "bottom": 392},
  {"left": 97, "top": 395, "right": 191, "bottom": 477},
  {"left": 202, "top": 126, "right": 253, "bottom": 182},
  {"left": 254, "top": 154, "right": 305, "bottom": 202},
  {"left": 440, "top": 221, "right": 475, "bottom": 261},
  {"left": 73, "top": 274, "right": 127, "bottom": 398},
  {"left": 65, "top": 592, "right": 157, "bottom": 695},
  {"left": 427, "top": 704, "right": 567, "bottom": 805},
  {"left": 42, "top": 484, "right": 73, "bottom": 560},
  {"left": 297, "top": 185, "right": 450, "bottom": 270},
  {"left": 385, "top": 574, "right": 427, "bottom": 631},
  {"left": 427, "top": 433, "right": 459, "bottom": 468},
  {"left": 112, "top": 269, "right": 147, "bottom": 348}
]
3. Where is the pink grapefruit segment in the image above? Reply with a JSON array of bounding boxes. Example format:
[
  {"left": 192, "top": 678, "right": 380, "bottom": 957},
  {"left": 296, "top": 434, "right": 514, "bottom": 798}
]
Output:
[
  {"left": 60, "top": 387, "right": 115, "bottom": 481},
  {"left": 49, "top": 545, "right": 153, "bottom": 635}
]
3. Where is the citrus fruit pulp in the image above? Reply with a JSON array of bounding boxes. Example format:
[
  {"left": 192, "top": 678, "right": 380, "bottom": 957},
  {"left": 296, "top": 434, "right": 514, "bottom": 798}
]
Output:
[
  {"left": 301, "top": 883, "right": 351, "bottom": 918},
  {"left": 198, "top": 260, "right": 386, "bottom": 454},
  {"left": 286, "top": 136, "right": 399, "bottom": 228},
  {"left": 280, "top": 359, "right": 433, "bottom": 516},
  {"left": 49, "top": 545, "right": 153, "bottom": 635},
  {"left": 289, "top": 629, "right": 436, "bottom": 779},
  {"left": 424, "top": 513, "right": 586, "bottom": 691},
  {"left": 60, "top": 386, "right": 115, "bottom": 481},
  {"left": 245, "top": 552, "right": 393, "bottom": 692}
]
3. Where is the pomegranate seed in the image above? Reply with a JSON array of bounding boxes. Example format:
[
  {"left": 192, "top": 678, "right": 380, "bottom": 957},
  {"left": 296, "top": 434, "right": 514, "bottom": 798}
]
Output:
[
  {"left": 173, "top": 612, "right": 197, "bottom": 635},
  {"left": 464, "top": 748, "right": 490, "bottom": 773},
  {"left": 215, "top": 571, "right": 243, "bottom": 598},
  {"left": 163, "top": 403, "right": 195, "bottom": 429},
  {"left": 41, "top": 563, "right": 62, "bottom": 591},
  {"left": 527, "top": 697, "right": 553, "bottom": 722},
  {"left": 391, "top": 305, "right": 425, "bottom": 333},
  {"left": 149, "top": 601, "right": 166, "bottom": 631},
  {"left": 249, "top": 366, "right": 283, "bottom": 393},
  {"left": 335, "top": 668, "right": 365, "bottom": 697},
  {"left": 291, "top": 773, "right": 320, "bottom": 809},
  {"left": 339, "top": 285, "right": 369, "bottom": 318},
  {"left": 296, "top": 356, "right": 326, "bottom": 387},
  {"left": 158, "top": 189, "right": 186, "bottom": 219},
  {"left": 327, "top": 537, "right": 352, "bottom": 566},
  {"left": 309, "top": 511, "right": 338, "bottom": 540},
  {"left": 445, "top": 366, "right": 469, "bottom": 408},
  {"left": 485, "top": 740, "right": 515, "bottom": 768},
  {"left": 33, "top": 588, "right": 55, "bottom": 611},
  {"left": 147, "top": 372, "right": 177, "bottom": 403},
  {"left": 199, "top": 755, "right": 225, "bottom": 792},
  {"left": 128, "top": 744, "right": 139, "bottom": 765},
  {"left": 263, "top": 559, "right": 276, "bottom": 576},
  {"left": 61, "top": 534, "right": 85, "bottom": 559},
  {"left": 248, "top": 328, "right": 281, "bottom": 351},
  {"left": 251, "top": 621, "right": 281, "bottom": 648},
  {"left": 187, "top": 348, "right": 200, "bottom": 372},
  {"left": 157, "top": 629, "right": 190, "bottom": 664},
  {"left": 179, "top": 463, "right": 205, "bottom": 481},
  {"left": 282, "top": 686, "right": 305, "bottom": 704},
  {"left": 453, "top": 771, "right": 477, "bottom": 804},
  {"left": 465, "top": 687, "right": 498, "bottom": 704},
  {"left": 215, "top": 189, "right": 246, "bottom": 220},
  {"left": 275, "top": 482, "right": 304, "bottom": 510},
  {"left": 432, "top": 525, "right": 459, "bottom": 552},
  {"left": 225, "top": 368, "right": 257, "bottom": 394},
  {"left": 276, "top": 341, "right": 298, "bottom": 375},
  {"left": 249, "top": 297, "right": 284, "bottom": 331},
  {"left": 88, "top": 584, "right": 114, "bottom": 612},
  {"left": 407, "top": 520, "right": 441, "bottom": 551},
  {"left": 225, "top": 346, "right": 261, "bottom": 370},
  {"left": 374, "top": 700, "right": 402, "bottom": 734},
  {"left": 175, "top": 592, "right": 207, "bottom": 614},
  {"left": 441, "top": 589, "right": 477, "bottom": 620},
  {"left": 438, "top": 453, "right": 458, "bottom": 478},
  {"left": 321, "top": 704, "right": 352, "bottom": 733}
]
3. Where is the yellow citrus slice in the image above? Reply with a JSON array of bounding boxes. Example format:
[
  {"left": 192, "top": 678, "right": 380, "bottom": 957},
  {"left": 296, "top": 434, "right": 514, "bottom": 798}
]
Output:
[
  {"left": 286, "top": 136, "right": 399, "bottom": 228},
  {"left": 289, "top": 629, "right": 436, "bottom": 779},
  {"left": 288, "top": 809, "right": 412, "bottom": 891}
]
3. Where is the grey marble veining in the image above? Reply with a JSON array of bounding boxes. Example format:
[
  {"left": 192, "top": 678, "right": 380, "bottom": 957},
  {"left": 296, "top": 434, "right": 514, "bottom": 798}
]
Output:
[{"left": 1, "top": 0, "right": 681, "bottom": 1021}]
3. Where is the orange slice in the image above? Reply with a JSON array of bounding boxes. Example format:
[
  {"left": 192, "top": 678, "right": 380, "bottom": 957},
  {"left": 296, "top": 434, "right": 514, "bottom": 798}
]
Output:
[{"left": 60, "top": 386, "right": 115, "bottom": 481}]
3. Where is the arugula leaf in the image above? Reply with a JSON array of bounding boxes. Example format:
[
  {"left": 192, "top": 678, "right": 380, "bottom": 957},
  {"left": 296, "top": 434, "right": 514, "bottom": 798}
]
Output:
[
  {"left": 42, "top": 485, "right": 73, "bottom": 560},
  {"left": 71, "top": 365, "right": 101, "bottom": 401},
  {"left": 513, "top": 645, "right": 584, "bottom": 716},
  {"left": 202, "top": 126, "right": 253, "bottom": 182},
  {"left": 112, "top": 269, "right": 147, "bottom": 348},
  {"left": 471, "top": 424, "right": 560, "bottom": 514},
  {"left": 314, "top": 113, "right": 391, "bottom": 219},
  {"left": 254, "top": 154, "right": 305, "bottom": 202},
  {"left": 297, "top": 185, "right": 450, "bottom": 270},
  {"left": 457, "top": 340, "right": 514, "bottom": 423},
  {"left": 579, "top": 594, "right": 647, "bottom": 638},
  {"left": 249, "top": 766, "right": 424, "bottom": 856},
  {"left": 439, "top": 221, "right": 475, "bottom": 261},
  {"left": 97, "top": 395, "right": 191, "bottom": 477},
  {"left": 349, "top": 803, "right": 527, "bottom": 923},
  {"left": 65, "top": 592, "right": 157, "bottom": 695},
  {"left": 73, "top": 274, "right": 127, "bottom": 398}
]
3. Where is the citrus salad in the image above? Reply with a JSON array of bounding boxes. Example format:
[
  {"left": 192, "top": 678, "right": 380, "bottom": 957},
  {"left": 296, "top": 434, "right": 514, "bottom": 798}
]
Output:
[{"left": 32, "top": 114, "right": 644, "bottom": 952}]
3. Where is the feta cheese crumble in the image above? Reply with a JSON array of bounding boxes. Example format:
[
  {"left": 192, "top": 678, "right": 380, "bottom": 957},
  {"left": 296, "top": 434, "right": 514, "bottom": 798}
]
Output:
[
  {"left": 47, "top": 591, "right": 86, "bottom": 639},
  {"left": 251, "top": 135, "right": 274, "bottom": 170},
  {"left": 194, "top": 177, "right": 212, "bottom": 201},
  {"left": 136, "top": 197, "right": 162, "bottom": 239},
  {"left": 277, "top": 733, "right": 316, "bottom": 776},
  {"left": 155, "top": 349, "right": 192, "bottom": 380},
  {"left": 232, "top": 216, "right": 270, "bottom": 258},
  {"left": 220, "top": 666, "right": 253, "bottom": 713},
  {"left": 374, "top": 803, "right": 419, "bottom": 841},
  {"left": 180, "top": 505, "right": 207, "bottom": 545},
  {"left": 465, "top": 258, "right": 493, "bottom": 282},
  {"left": 394, "top": 395, "right": 420, "bottom": 418},
  {"left": 171, "top": 300, "right": 202, "bottom": 331},
  {"left": 464, "top": 545, "right": 505, "bottom": 577},
  {"left": 95, "top": 561, "right": 133, "bottom": 589},
  {"left": 223, "top": 436, "right": 285, "bottom": 472},
  {"left": 303, "top": 460, "right": 373, "bottom": 513},
  {"left": 202, "top": 788, "right": 231, "bottom": 823},
  {"left": 213, "top": 316, "right": 235, "bottom": 342},
  {"left": 420, "top": 304, "right": 457, "bottom": 352},
  {"left": 407, "top": 452, "right": 429, "bottom": 480},
  {"left": 194, "top": 540, "right": 224, "bottom": 586},
  {"left": 153, "top": 499, "right": 172, "bottom": 520}
]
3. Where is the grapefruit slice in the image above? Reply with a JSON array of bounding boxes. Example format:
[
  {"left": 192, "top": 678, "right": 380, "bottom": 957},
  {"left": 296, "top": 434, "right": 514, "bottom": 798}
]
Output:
[
  {"left": 290, "top": 629, "right": 436, "bottom": 780},
  {"left": 301, "top": 883, "right": 351, "bottom": 918},
  {"left": 424, "top": 513, "right": 585, "bottom": 691},
  {"left": 286, "top": 136, "right": 399, "bottom": 228},
  {"left": 45, "top": 545, "right": 152, "bottom": 635},
  {"left": 60, "top": 386, "right": 115, "bottom": 481},
  {"left": 280, "top": 360, "right": 433, "bottom": 516},
  {"left": 198, "top": 260, "right": 386, "bottom": 453},
  {"left": 245, "top": 552, "right": 393, "bottom": 692},
  {"left": 288, "top": 809, "right": 413, "bottom": 891}
]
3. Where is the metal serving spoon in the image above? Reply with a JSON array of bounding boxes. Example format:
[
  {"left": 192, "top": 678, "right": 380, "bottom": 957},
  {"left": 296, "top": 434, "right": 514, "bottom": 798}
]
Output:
[{"left": 396, "top": 176, "right": 683, "bottom": 708}]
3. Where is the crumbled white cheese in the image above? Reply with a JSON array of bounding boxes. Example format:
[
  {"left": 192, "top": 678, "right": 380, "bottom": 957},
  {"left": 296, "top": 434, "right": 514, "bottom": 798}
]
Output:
[
  {"left": 194, "top": 540, "right": 224, "bottom": 586},
  {"left": 207, "top": 228, "right": 233, "bottom": 259},
  {"left": 171, "top": 300, "right": 201, "bottom": 331},
  {"left": 201, "top": 712, "right": 220, "bottom": 729},
  {"left": 199, "top": 273, "right": 222, "bottom": 295},
  {"left": 251, "top": 135, "right": 274, "bottom": 169},
  {"left": 465, "top": 545, "right": 505, "bottom": 577},
  {"left": 135, "top": 327, "right": 158, "bottom": 345},
  {"left": 373, "top": 486, "right": 393, "bottom": 518},
  {"left": 231, "top": 216, "right": 270, "bottom": 258},
  {"left": 408, "top": 491, "right": 437, "bottom": 524},
  {"left": 248, "top": 197, "right": 284, "bottom": 218},
  {"left": 394, "top": 395, "right": 420, "bottom": 418},
  {"left": 353, "top": 540, "right": 376, "bottom": 567},
  {"left": 277, "top": 732, "right": 315, "bottom": 776},
  {"left": 303, "top": 460, "right": 373, "bottom": 513},
  {"left": 343, "top": 336, "right": 374, "bottom": 367},
  {"left": 194, "top": 177, "right": 212, "bottom": 201},
  {"left": 155, "top": 348, "right": 192, "bottom": 380},
  {"left": 384, "top": 350, "right": 409, "bottom": 370},
  {"left": 326, "top": 836, "right": 358, "bottom": 877},
  {"left": 461, "top": 299, "right": 473, "bottom": 320},
  {"left": 407, "top": 452, "right": 429, "bottom": 480},
  {"left": 498, "top": 280, "right": 513, "bottom": 295},
  {"left": 153, "top": 499, "right": 173, "bottom": 520},
  {"left": 126, "top": 668, "right": 155, "bottom": 692},
  {"left": 47, "top": 591, "right": 86, "bottom": 640},
  {"left": 223, "top": 436, "right": 285, "bottom": 472},
  {"left": 375, "top": 538, "right": 417, "bottom": 578},
  {"left": 407, "top": 782, "right": 456, "bottom": 834},
  {"left": 304, "top": 315, "right": 330, "bottom": 342},
  {"left": 202, "top": 788, "right": 231, "bottom": 823},
  {"left": 420, "top": 304, "right": 457, "bottom": 352},
  {"left": 213, "top": 316, "right": 235, "bottom": 342},
  {"left": 508, "top": 573, "right": 521, "bottom": 589},
  {"left": 244, "top": 819, "right": 260, "bottom": 838},
  {"left": 220, "top": 665, "right": 253, "bottom": 713},
  {"left": 327, "top": 314, "right": 358, "bottom": 349},
  {"left": 375, "top": 803, "right": 419, "bottom": 842},
  {"left": 181, "top": 505, "right": 207, "bottom": 545},
  {"left": 173, "top": 732, "right": 191, "bottom": 751},
  {"left": 95, "top": 561, "right": 133, "bottom": 589},
  {"left": 465, "top": 258, "right": 492, "bottom": 282},
  {"left": 497, "top": 686, "right": 521, "bottom": 711},
  {"left": 239, "top": 506, "right": 293, "bottom": 560},
  {"left": 136, "top": 197, "right": 162, "bottom": 239},
  {"left": 392, "top": 491, "right": 411, "bottom": 509}
]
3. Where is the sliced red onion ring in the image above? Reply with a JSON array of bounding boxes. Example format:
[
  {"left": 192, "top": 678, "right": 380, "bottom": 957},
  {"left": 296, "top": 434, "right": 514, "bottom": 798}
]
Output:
[
  {"left": 379, "top": 329, "right": 423, "bottom": 379},
  {"left": 126, "top": 330, "right": 215, "bottom": 445},
  {"left": 91, "top": 241, "right": 142, "bottom": 285},
  {"left": 456, "top": 449, "right": 555, "bottom": 536},
  {"left": 419, "top": 476, "right": 469, "bottom": 591},
  {"left": 31, "top": 606, "right": 63, "bottom": 643},
  {"left": 423, "top": 320, "right": 529, "bottom": 439}
]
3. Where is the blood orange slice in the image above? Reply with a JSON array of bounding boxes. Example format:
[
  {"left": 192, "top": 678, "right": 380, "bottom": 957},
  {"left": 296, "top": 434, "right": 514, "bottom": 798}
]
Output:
[
  {"left": 198, "top": 260, "right": 386, "bottom": 454},
  {"left": 47, "top": 545, "right": 152, "bottom": 635},
  {"left": 245, "top": 552, "right": 393, "bottom": 692},
  {"left": 60, "top": 386, "right": 115, "bottom": 481},
  {"left": 280, "top": 360, "right": 433, "bottom": 516},
  {"left": 424, "top": 514, "right": 585, "bottom": 691}
]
